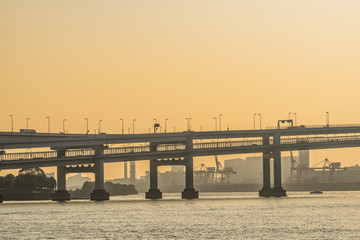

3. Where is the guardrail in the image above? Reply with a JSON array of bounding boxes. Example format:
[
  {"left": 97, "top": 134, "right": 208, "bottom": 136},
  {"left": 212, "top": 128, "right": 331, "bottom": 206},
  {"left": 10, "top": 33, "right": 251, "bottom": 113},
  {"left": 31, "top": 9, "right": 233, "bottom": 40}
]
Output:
[
  {"left": 266, "top": 124, "right": 360, "bottom": 130},
  {"left": 2, "top": 134, "right": 360, "bottom": 161}
]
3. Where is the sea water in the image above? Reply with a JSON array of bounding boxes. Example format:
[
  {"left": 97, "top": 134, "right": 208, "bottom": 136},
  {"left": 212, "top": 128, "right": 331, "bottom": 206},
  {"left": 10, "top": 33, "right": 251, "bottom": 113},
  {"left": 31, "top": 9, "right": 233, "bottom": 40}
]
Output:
[{"left": 1, "top": 191, "right": 360, "bottom": 239}]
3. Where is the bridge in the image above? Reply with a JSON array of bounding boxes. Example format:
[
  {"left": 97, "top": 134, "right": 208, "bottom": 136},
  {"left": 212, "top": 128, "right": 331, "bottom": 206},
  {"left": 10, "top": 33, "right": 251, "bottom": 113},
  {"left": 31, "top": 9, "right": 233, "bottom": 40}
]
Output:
[{"left": 1, "top": 123, "right": 360, "bottom": 201}]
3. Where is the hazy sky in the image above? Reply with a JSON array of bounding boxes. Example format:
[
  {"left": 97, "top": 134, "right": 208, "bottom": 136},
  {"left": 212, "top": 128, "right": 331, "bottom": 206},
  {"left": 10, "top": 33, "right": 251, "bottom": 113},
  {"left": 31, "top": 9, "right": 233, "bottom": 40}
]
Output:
[{"left": 1, "top": 1, "right": 360, "bottom": 179}]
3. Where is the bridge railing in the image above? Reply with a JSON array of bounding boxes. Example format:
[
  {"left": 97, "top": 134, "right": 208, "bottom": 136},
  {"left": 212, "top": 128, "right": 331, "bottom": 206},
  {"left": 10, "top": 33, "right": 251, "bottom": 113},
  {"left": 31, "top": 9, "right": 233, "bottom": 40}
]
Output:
[
  {"left": 194, "top": 139, "right": 263, "bottom": 149},
  {"left": 157, "top": 144, "right": 185, "bottom": 151},
  {"left": 104, "top": 145, "right": 150, "bottom": 155},
  {"left": 267, "top": 124, "right": 360, "bottom": 130},
  {"left": 282, "top": 135, "right": 360, "bottom": 145},
  {"left": 0, "top": 150, "right": 58, "bottom": 161},
  {"left": 66, "top": 149, "right": 94, "bottom": 157}
]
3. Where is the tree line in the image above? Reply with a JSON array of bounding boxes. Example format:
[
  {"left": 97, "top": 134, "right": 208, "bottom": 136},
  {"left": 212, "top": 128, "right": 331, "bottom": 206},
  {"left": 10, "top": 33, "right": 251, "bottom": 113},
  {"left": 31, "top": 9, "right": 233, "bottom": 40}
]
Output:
[{"left": 0, "top": 168, "right": 56, "bottom": 191}]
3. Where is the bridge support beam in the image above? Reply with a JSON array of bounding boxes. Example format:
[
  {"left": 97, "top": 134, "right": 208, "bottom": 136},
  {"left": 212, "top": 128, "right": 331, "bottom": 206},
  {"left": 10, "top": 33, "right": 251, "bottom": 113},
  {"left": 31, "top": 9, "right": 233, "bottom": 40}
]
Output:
[
  {"left": 259, "top": 152, "right": 272, "bottom": 197},
  {"left": 259, "top": 136, "right": 271, "bottom": 197},
  {"left": 182, "top": 139, "right": 198, "bottom": 199},
  {"left": 271, "top": 133, "right": 286, "bottom": 196},
  {"left": 52, "top": 165, "right": 70, "bottom": 201},
  {"left": 91, "top": 147, "right": 109, "bottom": 201},
  {"left": 145, "top": 159, "right": 162, "bottom": 199}
]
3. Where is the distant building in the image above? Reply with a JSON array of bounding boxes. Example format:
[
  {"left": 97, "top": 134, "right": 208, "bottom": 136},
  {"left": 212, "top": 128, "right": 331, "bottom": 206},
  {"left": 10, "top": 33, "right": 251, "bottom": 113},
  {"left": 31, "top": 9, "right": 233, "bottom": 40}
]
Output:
[
  {"left": 45, "top": 172, "right": 55, "bottom": 179},
  {"left": 67, "top": 173, "right": 91, "bottom": 190},
  {"left": 224, "top": 154, "right": 297, "bottom": 184}
]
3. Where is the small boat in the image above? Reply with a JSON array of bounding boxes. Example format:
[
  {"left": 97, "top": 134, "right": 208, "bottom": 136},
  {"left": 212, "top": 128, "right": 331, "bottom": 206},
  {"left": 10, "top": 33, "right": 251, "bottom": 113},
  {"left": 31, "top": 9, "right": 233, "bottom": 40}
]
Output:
[{"left": 310, "top": 191, "right": 323, "bottom": 194}]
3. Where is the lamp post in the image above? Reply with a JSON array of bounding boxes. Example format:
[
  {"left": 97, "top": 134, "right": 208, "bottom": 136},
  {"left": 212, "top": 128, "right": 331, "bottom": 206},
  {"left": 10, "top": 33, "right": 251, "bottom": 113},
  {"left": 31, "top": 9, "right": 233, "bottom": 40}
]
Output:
[
  {"left": 253, "top": 113, "right": 256, "bottom": 130},
  {"left": 293, "top": 113, "right": 297, "bottom": 126},
  {"left": 9, "top": 115, "right": 13, "bottom": 132},
  {"left": 133, "top": 119, "right": 136, "bottom": 134},
  {"left": 326, "top": 112, "right": 329, "bottom": 127},
  {"left": 165, "top": 118, "right": 168, "bottom": 133},
  {"left": 85, "top": 118, "right": 89, "bottom": 134},
  {"left": 185, "top": 118, "right": 192, "bottom": 131},
  {"left": 46, "top": 116, "right": 50, "bottom": 133},
  {"left": 258, "top": 114, "right": 262, "bottom": 130},
  {"left": 120, "top": 119, "right": 124, "bottom": 135},
  {"left": 213, "top": 117, "right": 217, "bottom": 131},
  {"left": 63, "top": 119, "right": 67, "bottom": 133},
  {"left": 289, "top": 112, "right": 292, "bottom": 120},
  {"left": 98, "top": 120, "right": 102, "bottom": 134},
  {"left": 219, "top": 114, "right": 222, "bottom": 131},
  {"left": 26, "top": 118, "right": 31, "bottom": 129}
]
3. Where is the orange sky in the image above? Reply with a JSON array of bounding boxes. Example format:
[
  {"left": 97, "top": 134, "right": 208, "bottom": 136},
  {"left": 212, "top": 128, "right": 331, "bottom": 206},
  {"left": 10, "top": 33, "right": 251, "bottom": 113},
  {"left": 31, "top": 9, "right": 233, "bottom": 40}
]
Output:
[{"left": 1, "top": 1, "right": 360, "bottom": 179}]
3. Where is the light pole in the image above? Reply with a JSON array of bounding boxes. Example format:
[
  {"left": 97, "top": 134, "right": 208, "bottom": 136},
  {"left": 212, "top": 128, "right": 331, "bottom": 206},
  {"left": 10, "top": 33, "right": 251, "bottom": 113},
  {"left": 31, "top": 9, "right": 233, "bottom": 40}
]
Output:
[
  {"left": 326, "top": 111, "right": 329, "bottom": 127},
  {"left": 26, "top": 118, "right": 30, "bottom": 129},
  {"left": 289, "top": 112, "right": 292, "bottom": 120},
  {"left": 165, "top": 118, "right": 168, "bottom": 133},
  {"left": 200, "top": 125, "right": 203, "bottom": 132},
  {"left": 293, "top": 113, "right": 297, "bottom": 126},
  {"left": 98, "top": 120, "right": 102, "bottom": 134},
  {"left": 85, "top": 118, "right": 89, "bottom": 134},
  {"left": 185, "top": 118, "right": 192, "bottom": 131},
  {"left": 253, "top": 113, "right": 256, "bottom": 130},
  {"left": 63, "top": 119, "right": 67, "bottom": 133},
  {"left": 120, "top": 119, "right": 124, "bottom": 135},
  {"left": 213, "top": 117, "right": 217, "bottom": 131},
  {"left": 9, "top": 115, "right": 13, "bottom": 132},
  {"left": 133, "top": 119, "right": 136, "bottom": 134},
  {"left": 46, "top": 116, "right": 50, "bottom": 133},
  {"left": 219, "top": 114, "right": 222, "bottom": 131},
  {"left": 258, "top": 114, "right": 262, "bottom": 130}
]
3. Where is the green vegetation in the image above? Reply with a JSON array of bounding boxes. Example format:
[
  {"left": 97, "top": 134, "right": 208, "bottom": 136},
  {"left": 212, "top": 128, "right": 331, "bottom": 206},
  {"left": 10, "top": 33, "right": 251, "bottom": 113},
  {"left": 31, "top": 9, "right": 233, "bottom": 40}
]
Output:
[
  {"left": 70, "top": 181, "right": 138, "bottom": 198},
  {"left": 0, "top": 168, "right": 56, "bottom": 194}
]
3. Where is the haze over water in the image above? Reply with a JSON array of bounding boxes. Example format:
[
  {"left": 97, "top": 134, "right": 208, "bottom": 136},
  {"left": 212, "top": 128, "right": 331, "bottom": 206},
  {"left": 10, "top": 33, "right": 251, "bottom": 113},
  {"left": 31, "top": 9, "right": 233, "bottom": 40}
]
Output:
[{"left": 1, "top": 192, "right": 360, "bottom": 239}]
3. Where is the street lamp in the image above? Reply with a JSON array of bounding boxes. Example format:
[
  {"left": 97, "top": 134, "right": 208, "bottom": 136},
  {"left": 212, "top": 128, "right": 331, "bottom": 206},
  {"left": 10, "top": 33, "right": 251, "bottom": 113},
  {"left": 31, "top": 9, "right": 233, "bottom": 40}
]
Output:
[
  {"left": 98, "top": 120, "right": 102, "bottom": 134},
  {"left": 133, "top": 119, "right": 136, "bottom": 134},
  {"left": 85, "top": 118, "right": 89, "bottom": 134},
  {"left": 9, "top": 115, "right": 13, "bottom": 132},
  {"left": 258, "top": 114, "right": 262, "bottom": 130},
  {"left": 219, "top": 114, "right": 223, "bottom": 131},
  {"left": 253, "top": 113, "right": 257, "bottom": 130},
  {"left": 213, "top": 117, "right": 217, "bottom": 131},
  {"left": 185, "top": 118, "right": 192, "bottom": 131},
  {"left": 120, "top": 119, "right": 124, "bottom": 135},
  {"left": 289, "top": 112, "right": 292, "bottom": 120},
  {"left": 63, "top": 119, "right": 67, "bottom": 133},
  {"left": 46, "top": 116, "right": 50, "bottom": 133},
  {"left": 165, "top": 118, "right": 168, "bottom": 133},
  {"left": 293, "top": 113, "right": 297, "bottom": 126},
  {"left": 26, "top": 118, "right": 31, "bottom": 129}
]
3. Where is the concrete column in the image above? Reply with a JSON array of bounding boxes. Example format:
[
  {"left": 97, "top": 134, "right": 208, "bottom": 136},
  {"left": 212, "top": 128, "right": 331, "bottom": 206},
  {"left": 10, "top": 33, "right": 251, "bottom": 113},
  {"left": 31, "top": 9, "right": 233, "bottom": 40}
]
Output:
[
  {"left": 52, "top": 165, "right": 70, "bottom": 201},
  {"left": 130, "top": 161, "right": 136, "bottom": 181},
  {"left": 124, "top": 162, "right": 128, "bottom": 179},
  {"left": 94, "top": 158, "right": 105, "bottom": 190},
  {"left": 182, "top": 138, "right": 198, "bottom": 199},
  {"left": 146, "top": 143, "right": 162, "bottom": 199},
  {"left": 271, "top": 132, "right": 286, "bottom": 196},
  {"left": 259, "top": 136, "right": 272, "bottom": 197},
  {"left": 57, "top": 166, "right": 66, "bottom": 191},
  {"left": 90, "top": 146, "right": 109, "bottom": 201}
]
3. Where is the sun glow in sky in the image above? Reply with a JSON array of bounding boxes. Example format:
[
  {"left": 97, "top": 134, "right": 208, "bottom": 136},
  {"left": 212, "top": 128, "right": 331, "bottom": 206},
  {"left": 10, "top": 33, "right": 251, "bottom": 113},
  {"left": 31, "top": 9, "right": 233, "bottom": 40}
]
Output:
[{"left": 1, "top": 1, "right": 360, "bottom": 178}]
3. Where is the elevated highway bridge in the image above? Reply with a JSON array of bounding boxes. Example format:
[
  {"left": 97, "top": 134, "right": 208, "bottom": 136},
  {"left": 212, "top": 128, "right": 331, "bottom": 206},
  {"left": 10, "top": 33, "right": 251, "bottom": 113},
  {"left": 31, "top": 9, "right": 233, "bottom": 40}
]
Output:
[{"left": 1, "top": 124, "right": 360, "bottom": 201}]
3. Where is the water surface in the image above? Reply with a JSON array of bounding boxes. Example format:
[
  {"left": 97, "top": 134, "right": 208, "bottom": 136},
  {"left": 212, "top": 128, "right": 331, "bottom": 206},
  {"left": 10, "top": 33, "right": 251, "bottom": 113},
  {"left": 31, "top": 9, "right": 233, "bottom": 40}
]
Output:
[{"left": 1, "top": 191, "right": 360, "bottom": 239}]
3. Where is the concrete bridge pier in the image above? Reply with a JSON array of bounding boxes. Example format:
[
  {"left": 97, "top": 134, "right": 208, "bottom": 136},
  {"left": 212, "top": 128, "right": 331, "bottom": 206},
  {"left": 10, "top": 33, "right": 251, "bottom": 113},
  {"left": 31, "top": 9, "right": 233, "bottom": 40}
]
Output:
[
  {"left": 271, "top": 133, "right": 286, "bottom": 197},
  {"left": 145, "top": 159, "right": 162, "bottom": 199},
  {"left": 259, "top": 136, "right": 271, "bottom": 197},
  {"left": 52, "top": 165, "right": 70, "bottom": 201},
  {"left": 182, "top": 139, "right": 198, "bottom": 199},
  {"left": 90, "top": 147, "right": 109, "bottom": 201},
  {"left": 259, "top": 152, "right": 272, "bottom": 197}
]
